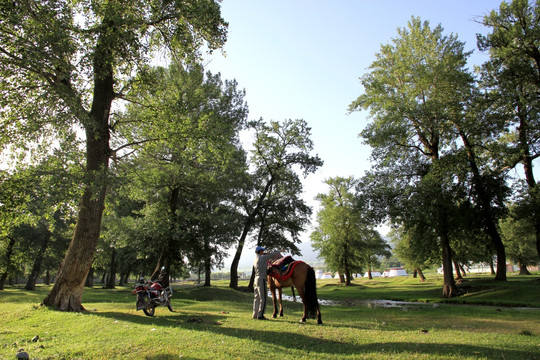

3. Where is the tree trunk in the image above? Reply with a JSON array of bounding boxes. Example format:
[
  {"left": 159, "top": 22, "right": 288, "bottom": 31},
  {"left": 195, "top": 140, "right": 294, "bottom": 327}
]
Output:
[
  {"left": 517, "top": 113, "right": 540, "bottom": 262},
  {"left": 518, "top": 262, "right": 531, "bottom": 275},
  {"left": 85, "top": 267, "right": 94, "bottom": 288},
  {"left": 42, "top": 22, "right": 113, "bottom": 310},
  {"left": 460, "top": 264, "right": 467, "bottom": 277},
  {"left": 416, "top": 268, "right": 426, "bottom": 282},
  {"left": 440, "top": 222, "right": 457, "bottom": 298},
  {"left": 151, "top": 248, "right": 170, "bottom": 288},
  {"left": 25, "top": 231, "right": 51, "bottom": 290},
  {"left": 105, "top": 246, "right": 116, "bottom": 289},
  {"left": 0, "top": 236, "right": 16, "bottom": 290},
  {"left": 248, "top": 267, "right": 255, "bottom": 291},
  {"left": 150, "top": 186, "right": 180, "bottom": 288},
  {"left": 203, "top": 237, "right": 211, "bottom": 287},
  {"left": 229, "top": 228, "right": 247, "bottom": 289},
  {"left": 343, "top": 242, "right": 351, "bottom": 285},
  {"left": 230, "top": 178, "right": 274, "bottom": 289},
  {"left": 45, "top": 269, "right": 51, "bottom": 285},
  {"left": 204, "top": 257, "right": 211, "bottom": 287},
  {"left": 118, "top": 270, "right": 125, "bottom": 286},
  {"left": 458, "top": 128, "right": 506, "bottom": 281},
  {"left": 453, "top": 259, "right": 463, "bottom": 281}
]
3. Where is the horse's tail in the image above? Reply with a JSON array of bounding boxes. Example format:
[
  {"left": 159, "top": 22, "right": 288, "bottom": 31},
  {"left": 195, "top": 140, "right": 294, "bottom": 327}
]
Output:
[{"left": 304, "top": 266, "right": 320, "bottom": 319}]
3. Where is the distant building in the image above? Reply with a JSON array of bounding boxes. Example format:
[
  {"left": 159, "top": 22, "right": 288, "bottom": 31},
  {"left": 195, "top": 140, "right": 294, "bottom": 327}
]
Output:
[
  {"left": 386, "top": 267, "right": 408, "bottom": 277},
  {"left": 364, "top": 271, "right": 382, "bottom": 277}
]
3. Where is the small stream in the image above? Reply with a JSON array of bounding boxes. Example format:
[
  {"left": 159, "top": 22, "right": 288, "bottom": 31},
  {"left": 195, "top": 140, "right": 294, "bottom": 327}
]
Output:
[
  {"left": 273, "top": 292, "right": 432, "bottom": 308},
  {"left": 270, "top": 292, "right": 540, "bottom": 310}
]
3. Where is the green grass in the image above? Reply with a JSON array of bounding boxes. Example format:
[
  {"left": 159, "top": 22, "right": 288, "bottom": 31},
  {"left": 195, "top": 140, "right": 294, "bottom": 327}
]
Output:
[{"left": 0, "top": 274, "right": 539, "bottom": 359}]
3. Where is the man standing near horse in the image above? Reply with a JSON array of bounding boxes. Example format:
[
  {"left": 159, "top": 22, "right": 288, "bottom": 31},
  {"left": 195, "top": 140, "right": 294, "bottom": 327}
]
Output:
[{"left": 252, "top": 246, "right": 284, "bottom": 320}]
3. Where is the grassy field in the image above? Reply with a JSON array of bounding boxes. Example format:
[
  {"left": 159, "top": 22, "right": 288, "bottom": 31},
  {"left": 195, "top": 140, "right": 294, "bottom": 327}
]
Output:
[{"left": 0, "top": 274, "right": 539, "bottom": 359}]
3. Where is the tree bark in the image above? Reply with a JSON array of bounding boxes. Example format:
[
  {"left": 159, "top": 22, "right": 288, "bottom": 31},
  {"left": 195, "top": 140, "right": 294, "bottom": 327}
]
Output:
[
  {"left": 0, "top": 237, "right": 16, "bottom": 290},
  {"left": 42, "top": 19, "right": 113, "bottom": 310},
  {"left": 151, "top": 248, "right": 171, "bottom": 288},
  {"left": 204, "top": 257, "right": 211, "bottom": 286},
  {"left": 518, "top": 262, "right": 531, "bottom": 275},
  {"left": 230, "top": 178, "right": 274, "bottom": 289},
  {"left": 517, "top": 112, "right": 540, "bottom": 262},
  {"left": 440, "top": 217, "right": 457, "bottom": 298},
  {"left": 460, "top": 264, "right": 467, "bottom": 277},
  {"left": 453, "top": 259, "right": 463, "bottom": 281},
  {"left": 25, "top": 231, "right": 51, "bottom": 290},
  {"left": 416, "top": 268, "right": 426, "bottom": 282},
  {"left": 105, "top": 246, "right": 116, "bottom": 289},
  {"left": 85, "top": 267, "right": 94, "bottom": 288},
  {"left": 248, "top": 266, "right": 255, "bottom": 290}
]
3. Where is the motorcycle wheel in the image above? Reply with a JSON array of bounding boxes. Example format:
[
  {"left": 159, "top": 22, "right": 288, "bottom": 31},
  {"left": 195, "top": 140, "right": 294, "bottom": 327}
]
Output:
[{"left": 143, "top": 304, "right": 156, "bottom": 317}]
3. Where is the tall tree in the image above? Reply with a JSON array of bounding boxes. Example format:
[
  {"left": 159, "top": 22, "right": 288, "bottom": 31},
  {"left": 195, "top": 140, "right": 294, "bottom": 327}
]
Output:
[
  {"left": 118, "top": 62, "right": 248, "bottom": 285},
  {"left": 0, "top": 156, "right": 77, "bottom": 290},
  {"left": 390, "top": 226, "right": 439, "bottom": 282},
  {"left": 311, "top": 177, "right": 386, "bottom": 285},
  {"left": 451, "top": 92, "right": 510, "bottom": 280},
  {"left": 478, "top": 0, "right": 540, "bottom": 261},
  {"left": 349, "top": 18, "right": 469, "bottom": 297},
  {"left": 0, "top": 0, "right": 227, "bottom": 311},
  {"left": 229, "top": 119, "right": 323, "bottom": 288},
  {"left": 500, "top": 204, "right": 539, "bottom": 274}
]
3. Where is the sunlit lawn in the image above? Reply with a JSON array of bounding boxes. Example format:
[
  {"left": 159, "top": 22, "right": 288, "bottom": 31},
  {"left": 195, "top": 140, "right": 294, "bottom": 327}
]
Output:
[{"left": 0, "top": 274, "right": 539, "bottom": 359}]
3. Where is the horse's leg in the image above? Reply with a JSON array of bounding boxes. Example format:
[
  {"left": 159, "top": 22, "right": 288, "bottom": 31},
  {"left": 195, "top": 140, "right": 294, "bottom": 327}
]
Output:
[
  {"left": 295, "top": 285, "right": 308, "bottom": 323},
  {"left": 291, "top": 286, "right": 296, "bottom": 302},
  {"left": 278, "top": 286, "right": 284, "bottom": 317},
  {"left": 269, "top": 279, "right": 278, "bottom": 319}
]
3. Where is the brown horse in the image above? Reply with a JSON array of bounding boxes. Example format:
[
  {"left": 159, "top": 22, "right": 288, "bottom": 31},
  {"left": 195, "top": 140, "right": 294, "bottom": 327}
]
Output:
[{"left": 267, "top": 261, "right": 322, "bottom": 324}]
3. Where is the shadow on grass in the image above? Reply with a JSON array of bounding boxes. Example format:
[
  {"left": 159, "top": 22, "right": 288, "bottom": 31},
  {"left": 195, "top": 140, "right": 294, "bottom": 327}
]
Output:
[
  {"left": 358, "top": 342, "right": 538, "bottom": 360},
  {"left": 87, "top": 309, "right": 367, "bottom": 357},
  {"left": 85, "top": 310, "right": 539, "bottom": 359}
]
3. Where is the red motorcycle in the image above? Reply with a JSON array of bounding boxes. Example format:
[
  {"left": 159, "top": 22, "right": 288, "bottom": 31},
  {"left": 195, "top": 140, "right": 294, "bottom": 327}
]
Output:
[{"left": 133, "top": 268, "right": 173, "bottom": 316}]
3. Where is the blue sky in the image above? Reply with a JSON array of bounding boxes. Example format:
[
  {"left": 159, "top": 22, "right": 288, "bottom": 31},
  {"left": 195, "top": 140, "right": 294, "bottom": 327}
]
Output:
[{"left": 204, "top": 1, "right": 506, "bottom": 270}]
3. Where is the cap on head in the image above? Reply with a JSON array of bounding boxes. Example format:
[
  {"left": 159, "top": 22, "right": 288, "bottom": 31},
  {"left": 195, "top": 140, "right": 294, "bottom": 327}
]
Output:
[{"left": 255, "top": 246, "right": 265, "bottom": 253}]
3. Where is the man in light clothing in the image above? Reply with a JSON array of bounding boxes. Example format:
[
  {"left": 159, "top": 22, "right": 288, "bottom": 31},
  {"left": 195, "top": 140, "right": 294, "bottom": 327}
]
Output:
[{"left": 252, "top": 246, "right": 283, "bottom": 320}]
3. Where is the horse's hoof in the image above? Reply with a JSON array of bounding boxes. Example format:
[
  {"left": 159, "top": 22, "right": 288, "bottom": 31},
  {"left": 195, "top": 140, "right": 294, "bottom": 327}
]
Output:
[
  {"left": 300, "top": 318, "right": 306, "bottom": 323},
  {"left": 279, "top": 314, "right": 283, "bottom": 317},
  {"left": 272, "top": 314, "right": 277, "bottom": 319},
  {"left": 317, "top": 320, "right": 323, "bottom": 325}
]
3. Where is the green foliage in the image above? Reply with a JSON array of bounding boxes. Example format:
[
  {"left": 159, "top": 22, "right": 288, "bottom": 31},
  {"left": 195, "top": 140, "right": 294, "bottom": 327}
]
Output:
[
  {"left": 0, "top": 158, "right": 78, "bottom": 287},
  {"left": 311, "top": 177, "right": 389, "bottom": 283},
  {"left": 109, "top": 62, "right": 249, "bottom": 276},
  {"left": 243, "top": 118, "right": 323, "bottom": 252},
  {"left": 500, "top": 205, "right": 539, "bottom": 267}
]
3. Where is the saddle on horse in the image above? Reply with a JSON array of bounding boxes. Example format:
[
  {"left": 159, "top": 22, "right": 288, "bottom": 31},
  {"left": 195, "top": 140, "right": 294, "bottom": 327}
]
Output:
[{"left": 267, "top": 256, "right": 302, "bottom": 281}]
